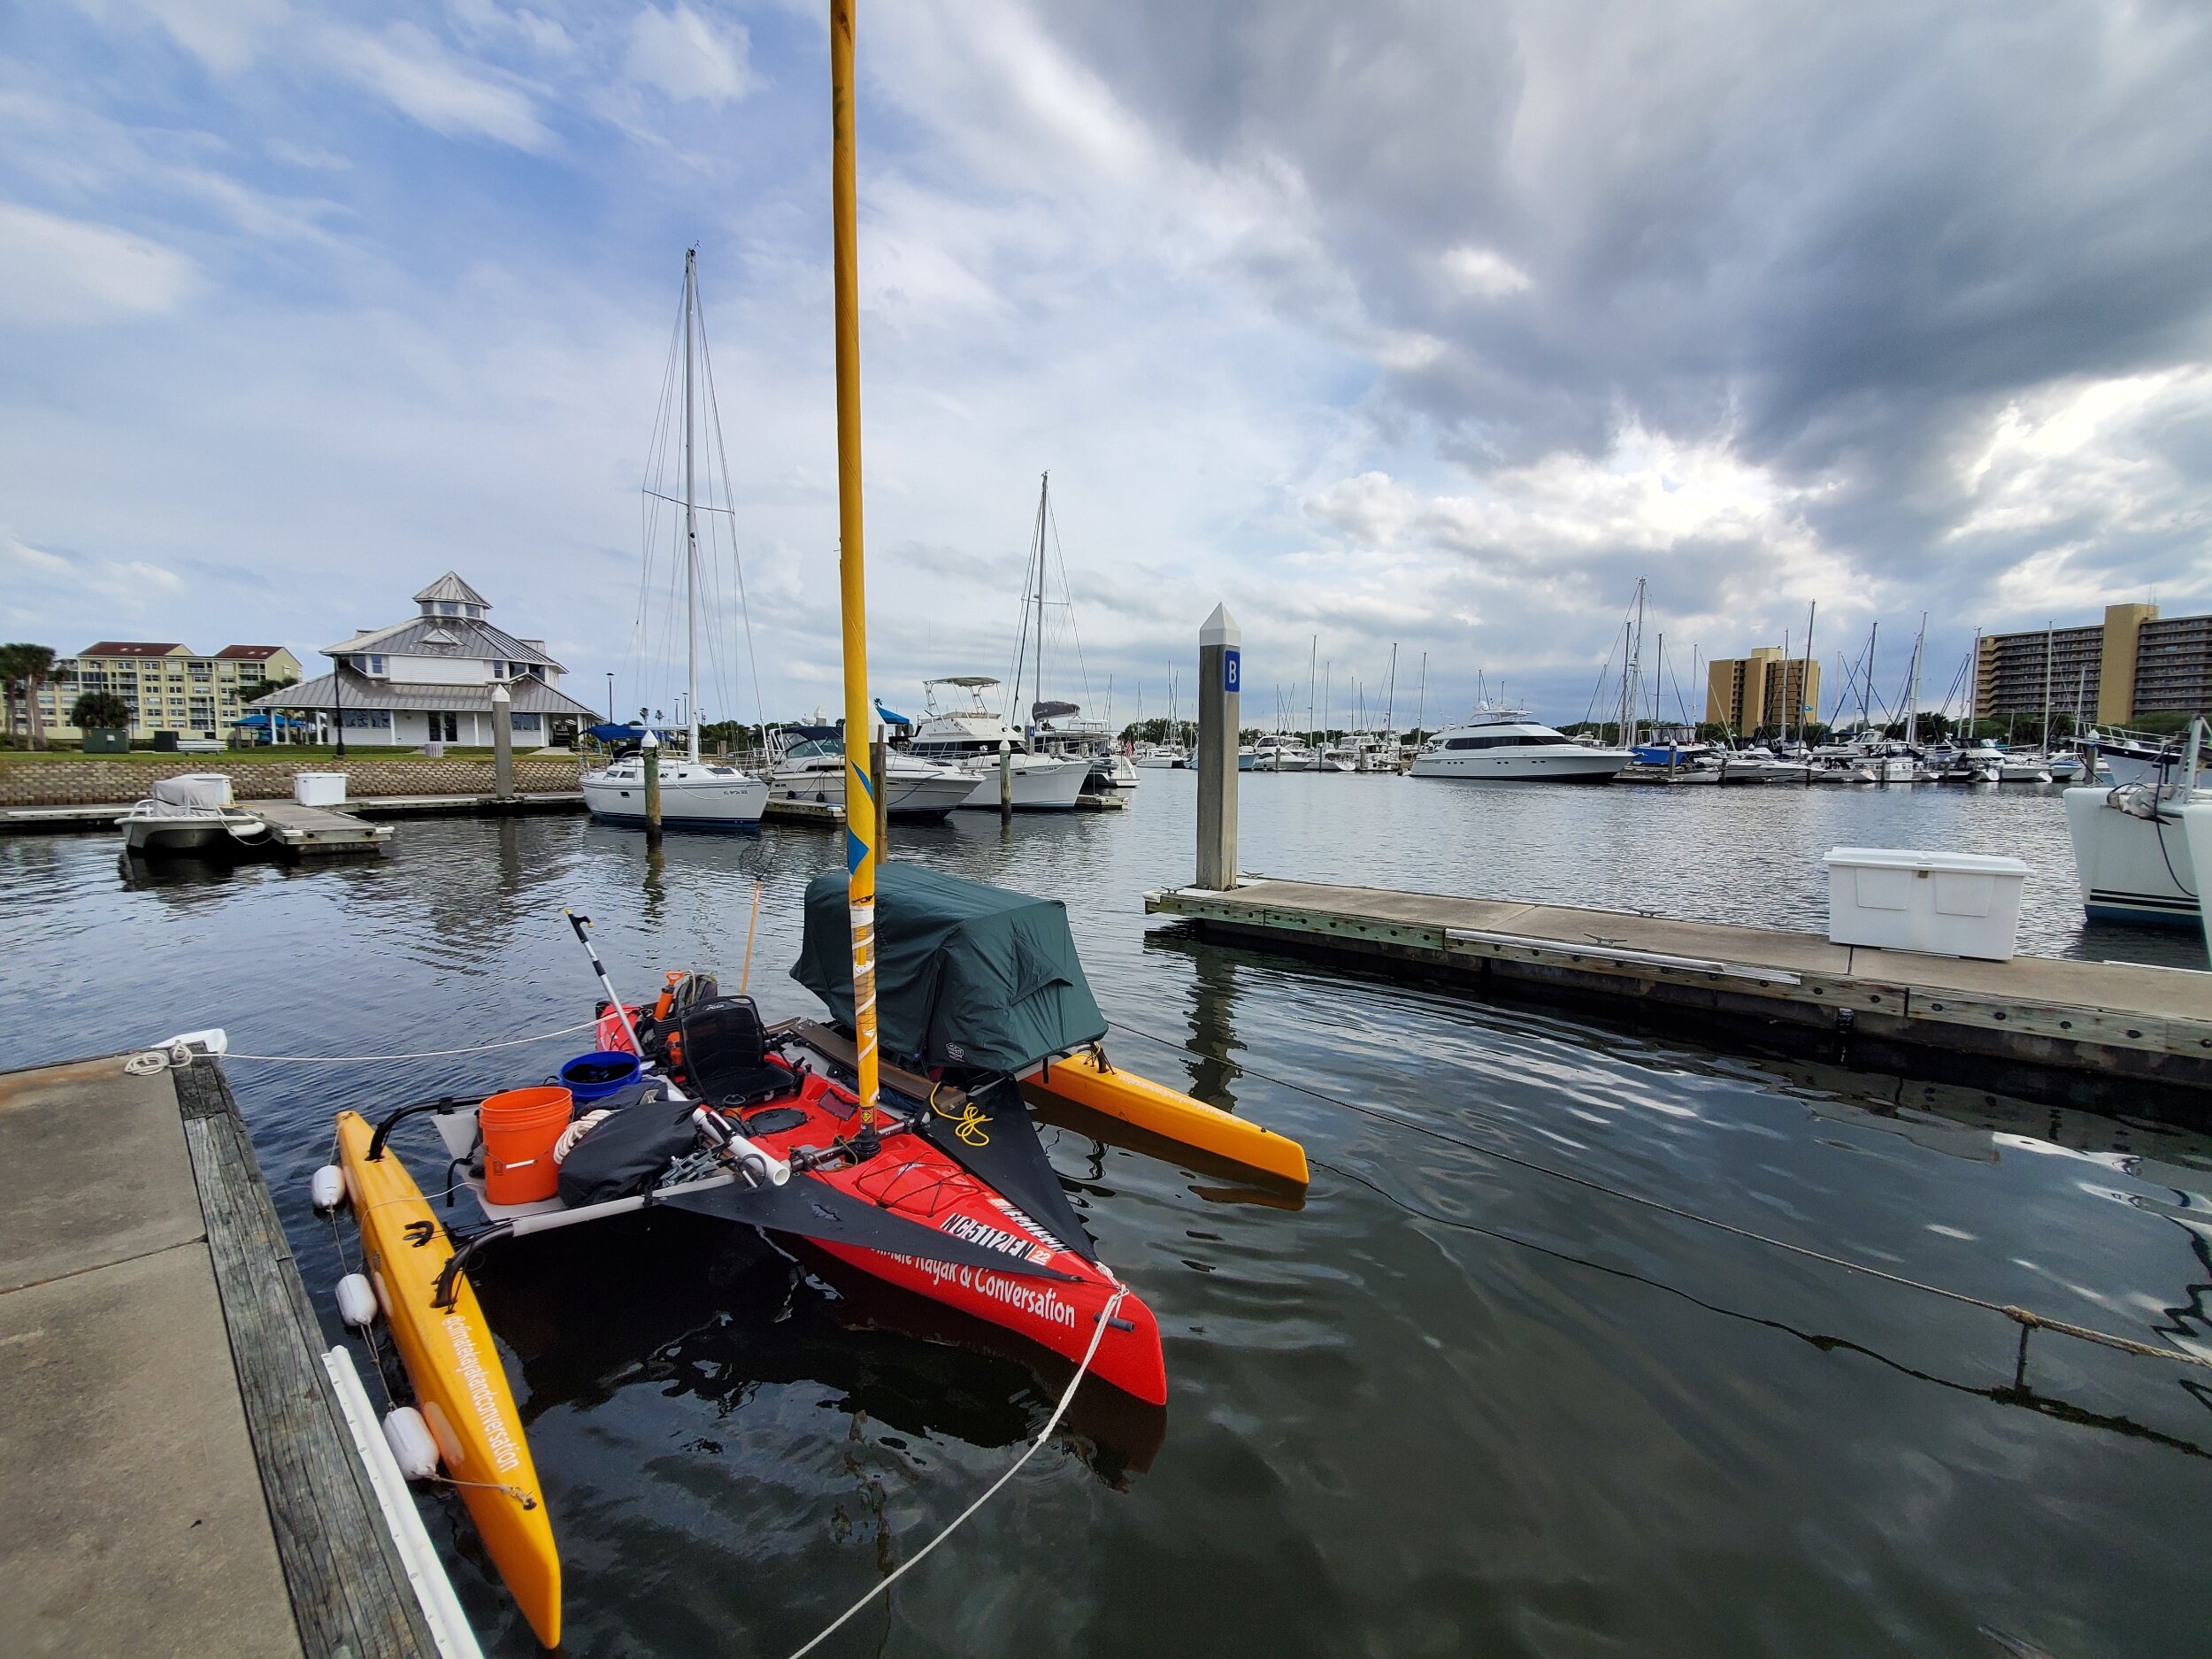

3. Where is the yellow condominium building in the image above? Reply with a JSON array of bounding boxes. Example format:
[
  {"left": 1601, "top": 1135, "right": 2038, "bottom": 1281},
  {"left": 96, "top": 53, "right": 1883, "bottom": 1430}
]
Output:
[
  {"left": 28, "top": 642, "right": 304, "bottom": 741},
  {"left": 1706, "top": 647, "right": 1821, "bottom": 736}
]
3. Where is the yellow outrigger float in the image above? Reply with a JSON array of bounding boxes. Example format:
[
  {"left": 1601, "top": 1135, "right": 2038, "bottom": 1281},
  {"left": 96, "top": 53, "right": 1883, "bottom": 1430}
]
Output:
[
  {"left": 336, "top": 1111, "right": 562, "bottom": 1649},
  {"left": 1027, "top": 1049, "right": 1311, "bottom": 1187}
]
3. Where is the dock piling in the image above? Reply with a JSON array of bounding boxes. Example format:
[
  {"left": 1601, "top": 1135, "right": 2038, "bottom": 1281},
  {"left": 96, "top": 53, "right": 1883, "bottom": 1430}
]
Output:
[
  {"left": 998, "top": 739, "right": 1013, "bottom": 818},
  {"left": 491, "top": 683, "right": 514, "bottom": 801},
  {"left": 642, "top": 728, "right": 663, "bottom": 847},
  {"left": 1197, "top": 603, "right": 1241, "bottom": 890}
]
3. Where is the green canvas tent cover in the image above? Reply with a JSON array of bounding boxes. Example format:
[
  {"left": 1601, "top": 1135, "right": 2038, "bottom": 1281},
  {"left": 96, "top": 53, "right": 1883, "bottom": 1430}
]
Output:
[{"left": 792, "top": 864, "right": 1106, "bottom": 1074}]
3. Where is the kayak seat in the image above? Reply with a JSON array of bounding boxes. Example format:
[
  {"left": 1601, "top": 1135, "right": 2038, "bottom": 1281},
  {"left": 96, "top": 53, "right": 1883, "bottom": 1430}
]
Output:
[{"left": 670, "top": 995, "right": 793, "bottom": 1108}]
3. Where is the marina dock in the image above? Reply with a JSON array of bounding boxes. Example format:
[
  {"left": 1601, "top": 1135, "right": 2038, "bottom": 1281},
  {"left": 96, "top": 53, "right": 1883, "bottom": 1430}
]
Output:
[
  {"left": 1, "top": 791, "right": 583, "bottom": 838},
  {"left": 1147, "top": 877, "right": 2212, "bottom": 1112},
  {"left": 0, "top": 1051, "right": 437, "bottom": 1656}
]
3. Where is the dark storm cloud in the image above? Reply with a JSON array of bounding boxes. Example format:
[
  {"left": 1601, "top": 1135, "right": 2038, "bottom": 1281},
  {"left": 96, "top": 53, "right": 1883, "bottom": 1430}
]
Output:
[{"left": 1034, "top": 0, "right": 2212, "bottom": 607}]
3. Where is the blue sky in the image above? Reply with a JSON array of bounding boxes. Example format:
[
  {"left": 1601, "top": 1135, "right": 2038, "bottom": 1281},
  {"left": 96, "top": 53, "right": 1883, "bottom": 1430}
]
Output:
[{"left": 3, "top": 1, "right": 2208, "bottom": 733}]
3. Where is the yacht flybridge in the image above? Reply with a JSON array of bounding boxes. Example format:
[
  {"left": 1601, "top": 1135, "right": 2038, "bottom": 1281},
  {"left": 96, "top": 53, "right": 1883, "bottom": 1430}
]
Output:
[
  {"left": 908, "top": 677, "right": 1089, "bottom": 810},
  {"left": 1410, "top": 707, "right": 1632, "bottom": 782},
  {"left": 581, "top": 250, "right": 769, "bottom": 832}
]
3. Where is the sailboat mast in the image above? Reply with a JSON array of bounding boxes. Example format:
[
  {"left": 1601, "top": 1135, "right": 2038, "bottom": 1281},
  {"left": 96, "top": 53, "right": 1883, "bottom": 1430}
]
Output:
[
  {"left": 684, "top": 249, "right": 701, "bottom": 764},
  {"left": 1308, "top": 635, "right": 1317, "bottom": 749},
  {"left": 2042, "top": 619, "right": 2055, "bottom": 753},
  {"left": 1801, "top": 601, "right": 1816, "bottom": 744},
  {"left": 829, "top": 0, "right": 880, "bottom": 1133},
  {"left": 1032, "top": 472, "right": 1048, "bottom": 741},
  {"left": 1907, "top": 612, "right": 1925, "bottom": 747}
]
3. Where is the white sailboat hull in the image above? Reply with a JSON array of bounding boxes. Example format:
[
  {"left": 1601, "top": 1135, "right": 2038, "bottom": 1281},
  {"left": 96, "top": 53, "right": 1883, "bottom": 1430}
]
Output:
[{"left": 583, "top": 759, "right": 768, "bottom": 829}]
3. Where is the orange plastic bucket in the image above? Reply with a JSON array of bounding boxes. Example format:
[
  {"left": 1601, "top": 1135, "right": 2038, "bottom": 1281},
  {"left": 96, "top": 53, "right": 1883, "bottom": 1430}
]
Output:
[{"left": 481, "top": 1085, "right": 574, "bottom": 1204}]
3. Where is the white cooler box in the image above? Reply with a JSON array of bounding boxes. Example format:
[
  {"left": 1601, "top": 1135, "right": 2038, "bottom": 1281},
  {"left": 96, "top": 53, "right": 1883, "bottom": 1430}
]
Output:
[
  {"left": 293, "top": 772, "right": 348, "bottom": 807},
  {"left": 1824, "top": 847, "right": 2031, "bottom": 961}
]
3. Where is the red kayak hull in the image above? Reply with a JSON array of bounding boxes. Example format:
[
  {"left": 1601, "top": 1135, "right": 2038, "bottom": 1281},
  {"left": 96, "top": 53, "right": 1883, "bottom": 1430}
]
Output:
[{"left": 596, "top": 1006, "right": 1165, "bottom": 1405}]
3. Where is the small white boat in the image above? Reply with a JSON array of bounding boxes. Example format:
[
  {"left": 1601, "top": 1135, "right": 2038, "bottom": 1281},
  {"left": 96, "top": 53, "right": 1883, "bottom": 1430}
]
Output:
[
  {"left": 769, "top": 735, "right": 980, "bottom": 819},
  {"left": 583, "top": 742, "right": 769, "bottom": 829},
  {"left": 116, "top": 774, "right": 268, "bottom": 854},
  {"left": 1133, "top": 742, "right": 1188, "bottom": 770},
  {"left": 1249, "top": 735, "right": 1317, "bottom": 772}
]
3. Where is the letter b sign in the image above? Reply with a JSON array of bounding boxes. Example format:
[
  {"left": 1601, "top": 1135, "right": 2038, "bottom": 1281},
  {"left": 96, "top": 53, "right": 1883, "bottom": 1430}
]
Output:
[{"left": 1223, "top": 648, "right": 1240, "bottom": 694}]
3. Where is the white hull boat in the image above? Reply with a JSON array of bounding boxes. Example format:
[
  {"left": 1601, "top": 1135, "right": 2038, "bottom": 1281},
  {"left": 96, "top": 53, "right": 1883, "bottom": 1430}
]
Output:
[
  {"left": 115, "top": 774, "right": 269, "bottom": 855},
  {"left": 583, "top": 755, "right": 769, "bottom": 829},
  {"left": 909, "top": 677, "right": 1092, "bottom": 810},
  {"left": 1133, "top": 744, "right": 1187, "bottom": 770},
  {"left": 1410, "top": 710, "right": 1630, "bottom": 782},
  {"left": 768, "top": 737, "right": 980, "bottom": 819},
  {"left": 2062, "top": 721, "right": 2207, "bottom": 933}
]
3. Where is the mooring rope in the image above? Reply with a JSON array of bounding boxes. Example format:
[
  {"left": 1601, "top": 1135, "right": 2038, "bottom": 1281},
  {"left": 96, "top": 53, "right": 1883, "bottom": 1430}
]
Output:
[
  {"left": 124, "top": 1019, "right": 600, "bottom": 1074},
  {"left": 1102, "top": 1018, "right": 2212, "bottom": 1374},
  {"left": 785, "top": 1281, "right": 1130, "bottom": 1659}
]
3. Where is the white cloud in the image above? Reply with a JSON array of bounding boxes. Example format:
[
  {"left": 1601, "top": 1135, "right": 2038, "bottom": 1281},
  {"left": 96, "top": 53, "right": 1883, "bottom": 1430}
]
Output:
[
  {"left": 321, "top": 24, "right": 554, "bottom": 151},
  {"left": 0, "top": 203, "right": 196, "bottom": 325},
  {"left": 623, "top": 5, "right": 751, "bottom": 105},
  {"left": 73, "top": 0, "right": 289, "bottom": 73},
  {"left": 1440, "top": 244, "right": 1532, "bottom": 300},
  {"left": 450, "top": 0, "right": 574, "bottom": 58}
]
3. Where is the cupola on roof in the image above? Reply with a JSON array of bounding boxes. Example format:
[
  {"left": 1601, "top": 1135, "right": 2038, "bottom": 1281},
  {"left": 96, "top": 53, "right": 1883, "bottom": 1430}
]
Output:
[{"left": 412, "top": 572, "right": 491, "bottom": 614}]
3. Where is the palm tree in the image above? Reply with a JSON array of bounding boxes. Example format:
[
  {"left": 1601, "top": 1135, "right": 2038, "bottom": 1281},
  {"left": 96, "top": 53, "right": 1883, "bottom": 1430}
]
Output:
[{"left": 0, "top": 645, "right": 58, "bottom": 749}]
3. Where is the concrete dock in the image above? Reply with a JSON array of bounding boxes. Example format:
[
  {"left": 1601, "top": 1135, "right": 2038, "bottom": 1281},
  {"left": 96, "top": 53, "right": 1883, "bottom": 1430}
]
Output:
[
  {"left": 0, "top": 1054, "right": 437, "bottom": 1656},
  {"left": 1147, "top": 877, "right": 2212, "bottom": 1113}
]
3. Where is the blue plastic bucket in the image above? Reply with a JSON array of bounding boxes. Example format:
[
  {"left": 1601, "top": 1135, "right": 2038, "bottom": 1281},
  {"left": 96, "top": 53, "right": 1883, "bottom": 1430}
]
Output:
[{"left": 558, "top": 1049, "right": 641, "bottom": 1104}]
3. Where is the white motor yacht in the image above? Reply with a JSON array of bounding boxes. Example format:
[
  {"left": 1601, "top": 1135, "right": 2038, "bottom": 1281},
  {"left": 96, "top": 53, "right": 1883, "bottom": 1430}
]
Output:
[
  {"left": 767, "top": 734, "right": 979, "bottom": 819},
  {"left": 908, "top": 678, "right": 1089, "bottom": 810},
  {"left": 1033, "top": 707, "right": 1139, "bottom": 795},
  {"left": 1409, "top": 709, "right": 1632, "bottom": 781},
  {"left": 1133, "top": 742, "right": 1188, "bottom": 770},
  {"left": 1250, "top": 734, "right": 1318, "bottom": 772},
  {"left": 115, "top": 774, "right": 269, "bottom": 854}
]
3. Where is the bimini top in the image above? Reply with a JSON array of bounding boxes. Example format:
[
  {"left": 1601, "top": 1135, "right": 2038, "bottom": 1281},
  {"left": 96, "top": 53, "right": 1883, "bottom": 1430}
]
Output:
[{"left": 793, "top": 864, "right": 1105, "bottom": 1074}]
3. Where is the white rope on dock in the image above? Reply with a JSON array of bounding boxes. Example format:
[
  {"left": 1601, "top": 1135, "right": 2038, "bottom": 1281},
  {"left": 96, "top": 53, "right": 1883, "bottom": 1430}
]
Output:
[
  {"left": 785, "top": 1281, "right": 1129, "bottom": 1659},
  {"left": 126, "top": 1019, "right": 601, "bottom": 1073}
]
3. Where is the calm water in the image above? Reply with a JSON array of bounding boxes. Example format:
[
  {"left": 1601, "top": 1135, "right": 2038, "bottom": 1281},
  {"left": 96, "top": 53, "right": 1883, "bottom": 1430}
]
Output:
[{"left": 5, "top": 773, "right": 2211, "bottom": 1657}]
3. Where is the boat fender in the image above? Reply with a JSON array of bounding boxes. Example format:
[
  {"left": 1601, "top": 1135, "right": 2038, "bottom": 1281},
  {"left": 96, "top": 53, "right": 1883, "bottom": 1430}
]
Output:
[
  {"left": 335, "top": 1273, "right": 379, "bottom": 1329},
  {"left": 310, "top": 1164, "right": 346, "bottom": 1212},
  {"left": 382, "top": 1406, "right": 440, "bottom": 1480}
]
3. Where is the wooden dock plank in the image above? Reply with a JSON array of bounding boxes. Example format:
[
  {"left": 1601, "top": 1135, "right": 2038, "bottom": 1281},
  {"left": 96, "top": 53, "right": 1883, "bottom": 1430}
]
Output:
[{"left": 172, "top": 1061, "right": 437, "bottom": 1659}]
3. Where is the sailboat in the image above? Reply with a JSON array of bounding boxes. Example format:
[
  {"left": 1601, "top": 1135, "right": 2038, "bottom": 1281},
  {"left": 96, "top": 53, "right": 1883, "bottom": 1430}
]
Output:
[
  {"left": 1134, "top": 667, "right": 1189, "bottom": 767},
  {"left": 581, "top": 250, "right": 770, "bottom": 831}
]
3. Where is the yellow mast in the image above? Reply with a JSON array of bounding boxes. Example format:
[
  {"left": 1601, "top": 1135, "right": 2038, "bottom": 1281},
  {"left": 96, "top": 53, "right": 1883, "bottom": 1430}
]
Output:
[{"left": 830, "top": 0, "right": 879, "bottom": 1140}]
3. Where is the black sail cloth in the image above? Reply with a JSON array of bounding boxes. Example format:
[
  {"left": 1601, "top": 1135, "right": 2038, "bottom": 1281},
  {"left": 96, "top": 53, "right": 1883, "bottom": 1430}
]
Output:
[{"left": 659, "top": 1171, "right": 1077, "bottom": 1280}]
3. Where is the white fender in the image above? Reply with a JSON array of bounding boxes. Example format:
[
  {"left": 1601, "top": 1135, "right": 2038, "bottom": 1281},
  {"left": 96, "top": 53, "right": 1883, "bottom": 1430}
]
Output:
[
  {"left": 382, "top": 1406, "right": 440, "bottom": 1480},
  {"left": 310, "top": 1164, "right": 346, "bottom": 1212},
  {"left": 335, "top": 1273, "right": 378, "bottom": 1329}
]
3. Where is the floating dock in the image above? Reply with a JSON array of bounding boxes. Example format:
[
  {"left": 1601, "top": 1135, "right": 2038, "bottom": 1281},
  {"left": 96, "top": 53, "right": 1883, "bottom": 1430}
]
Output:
[
  {"left": 1146, "top": 878, "right": 2212, "bottom": 1113},
  {"left": 763, "top": 795, "right": 844, "bottom": 825},
  {"left": 0, "top": 1051, "right": 446, "bottom": 1656},
  {"left": 257, "top": 801, "right": 394, "bottom": 858},
  {"left": 1, "top": 793, "right": 581, "bottom": 837}
]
